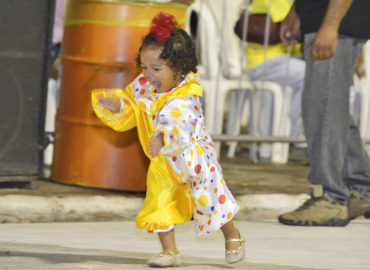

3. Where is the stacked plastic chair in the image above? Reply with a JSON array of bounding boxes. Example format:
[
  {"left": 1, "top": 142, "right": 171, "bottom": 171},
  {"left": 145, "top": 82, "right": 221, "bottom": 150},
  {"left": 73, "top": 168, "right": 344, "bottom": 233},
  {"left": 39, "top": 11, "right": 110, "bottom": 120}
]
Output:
[
  {"left": 186, "top": 0, "right": 255, "bottom": 156},
  {"left": 186, "top": 0, "right": 292, "bottom": 163}
]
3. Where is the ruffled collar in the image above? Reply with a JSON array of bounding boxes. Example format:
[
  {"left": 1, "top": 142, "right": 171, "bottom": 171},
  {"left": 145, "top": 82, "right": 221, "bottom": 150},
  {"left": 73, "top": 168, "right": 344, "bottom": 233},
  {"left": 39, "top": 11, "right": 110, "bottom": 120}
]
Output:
[{"left": 131, "top": 73, "right": 202, "bottom": 115}]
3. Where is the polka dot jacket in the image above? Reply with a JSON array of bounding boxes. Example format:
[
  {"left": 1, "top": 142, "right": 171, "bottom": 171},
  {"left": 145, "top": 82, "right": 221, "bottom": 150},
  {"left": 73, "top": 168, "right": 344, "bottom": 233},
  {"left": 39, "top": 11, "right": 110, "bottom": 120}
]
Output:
[{"left": 92, "top": 74, "right": 239, "bottom": 235}]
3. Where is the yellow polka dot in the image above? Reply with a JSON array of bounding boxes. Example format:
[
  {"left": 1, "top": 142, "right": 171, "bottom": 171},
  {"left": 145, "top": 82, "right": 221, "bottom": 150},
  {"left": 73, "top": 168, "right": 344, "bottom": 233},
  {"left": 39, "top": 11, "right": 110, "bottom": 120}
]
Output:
[
  {"left": 220, "top": 178, "right": 224, "bottom": 184},
  {"left": 181, "top": 104, "right": 186, "bottom": 108},
  {"left": 214, "top": 210, "right": 218, "bottom": 214},
  {"left": 196, "top": 144, "right": 204, "bottom": 155},
  {"left": 170, "top": 108, "right": 182, "bottom": 118},
  {"left": 172, "top": 126, "right": 179, "bottom": 135},
  {"left": 139, "top": 101, "right": 147, "bottom": 110},
  {"left": 190, "top": 149, "right": 194, "bottom": 155},
  {"left": 198, "top": 195, "right": 208, "bottom": 206}
]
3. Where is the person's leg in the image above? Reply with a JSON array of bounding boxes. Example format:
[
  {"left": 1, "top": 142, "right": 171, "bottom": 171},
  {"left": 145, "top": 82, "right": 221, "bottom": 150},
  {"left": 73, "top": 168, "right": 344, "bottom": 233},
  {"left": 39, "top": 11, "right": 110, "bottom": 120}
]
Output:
[
  {"left": 221, "top": 221, "right": 241, "bottom": 250},
  {"left": 158, "top": 229, "right": 179, "bottom": 254},
  {"left": 147, "top": 229, "right": 181, "bottom": 267},
  {"left": 221, "top": 221, "right": 245, "bottom": 264},
  {"left": 278, "top": 34, "right": 364, "bottom": 226},
  {"left": 302, "top": 34, "right": 364, "bottom": 204},
  {"left": 342, "top": 39, "right": 370, "bottom": 198}
]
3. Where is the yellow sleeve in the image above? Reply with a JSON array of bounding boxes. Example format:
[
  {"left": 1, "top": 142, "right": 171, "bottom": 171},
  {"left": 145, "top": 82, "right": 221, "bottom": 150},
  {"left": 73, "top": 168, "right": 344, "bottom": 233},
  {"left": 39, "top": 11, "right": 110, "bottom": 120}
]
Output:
[{"left": 91, "top": 87, "right": 136, "bottom": 132}]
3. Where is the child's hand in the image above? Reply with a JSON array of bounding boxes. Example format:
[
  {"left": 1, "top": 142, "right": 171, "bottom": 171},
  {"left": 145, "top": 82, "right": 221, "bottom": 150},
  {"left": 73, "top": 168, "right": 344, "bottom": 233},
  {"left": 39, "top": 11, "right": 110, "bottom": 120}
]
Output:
[
  {"left": 98, "top": 97, "right": 121, "bottom": 113},
  {"left": 148, "top": 133, "right": 164, "bottom": 157}
]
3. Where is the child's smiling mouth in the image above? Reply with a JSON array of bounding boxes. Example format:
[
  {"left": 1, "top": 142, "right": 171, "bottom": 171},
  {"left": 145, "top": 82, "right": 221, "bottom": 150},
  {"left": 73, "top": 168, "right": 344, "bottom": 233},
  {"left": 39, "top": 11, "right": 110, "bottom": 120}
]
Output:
[
  {"left": 147, "top": 76, "right": 162, "bottom": 91},
  {"left": 152, "top": 80, "right": 162, "bottom": 90}
]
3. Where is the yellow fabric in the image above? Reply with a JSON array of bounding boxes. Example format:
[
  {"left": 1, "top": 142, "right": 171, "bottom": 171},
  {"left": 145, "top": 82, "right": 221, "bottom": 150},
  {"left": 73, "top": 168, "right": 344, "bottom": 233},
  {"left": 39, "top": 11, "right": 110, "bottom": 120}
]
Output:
[
  {"left": 246, "top": 0, "right": 301, "bottom": 68},
  {"left": 91, "top": 77, "right": 203, "bottom": 232}
]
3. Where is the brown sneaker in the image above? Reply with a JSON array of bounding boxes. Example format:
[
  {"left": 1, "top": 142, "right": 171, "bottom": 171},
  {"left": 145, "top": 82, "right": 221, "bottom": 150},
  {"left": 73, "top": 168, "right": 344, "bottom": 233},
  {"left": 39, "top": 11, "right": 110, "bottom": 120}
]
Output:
[
  {"left": 348, "top": 191, "right": 370, "bottom": 220},
  {"left": 278, "top": 194, "right": 350, "bottom": 226}
]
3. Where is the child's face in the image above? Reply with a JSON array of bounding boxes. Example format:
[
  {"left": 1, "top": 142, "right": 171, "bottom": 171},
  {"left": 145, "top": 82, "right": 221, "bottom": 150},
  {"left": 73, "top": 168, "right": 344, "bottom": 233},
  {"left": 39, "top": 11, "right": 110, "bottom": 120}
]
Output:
[{"left": 140, "top": 46, "right": 180, "bottom": 93}]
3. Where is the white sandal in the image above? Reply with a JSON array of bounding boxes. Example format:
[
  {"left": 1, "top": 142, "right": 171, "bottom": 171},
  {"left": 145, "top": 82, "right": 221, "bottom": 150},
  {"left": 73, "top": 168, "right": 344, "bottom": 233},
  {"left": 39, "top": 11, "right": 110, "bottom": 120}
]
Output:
[
  {"left": 147, "top": 250, "right": 181, "bottom": 267},
  {"left": 225, "top": 230, "right": 246, "bottom": 264}
]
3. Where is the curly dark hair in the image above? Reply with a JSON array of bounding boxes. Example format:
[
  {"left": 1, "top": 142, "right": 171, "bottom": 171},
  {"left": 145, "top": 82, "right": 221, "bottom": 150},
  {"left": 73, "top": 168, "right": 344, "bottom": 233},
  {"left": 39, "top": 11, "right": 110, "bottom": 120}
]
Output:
[{"left": 136, "top": 28, "right": 198, "bottom": 76}]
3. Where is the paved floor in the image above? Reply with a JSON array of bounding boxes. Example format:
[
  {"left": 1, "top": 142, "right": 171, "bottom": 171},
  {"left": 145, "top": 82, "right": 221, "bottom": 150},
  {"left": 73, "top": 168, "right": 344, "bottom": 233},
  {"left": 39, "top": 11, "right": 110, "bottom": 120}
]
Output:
[
  {"left": 0, "top": 154, "right": 312, "bottom": 223},
  {"left": 0, "top": 220, "right": 369, "bottom": 270},
  {"left": 1, "top": 152, "right": 369, "bottom": 269}
]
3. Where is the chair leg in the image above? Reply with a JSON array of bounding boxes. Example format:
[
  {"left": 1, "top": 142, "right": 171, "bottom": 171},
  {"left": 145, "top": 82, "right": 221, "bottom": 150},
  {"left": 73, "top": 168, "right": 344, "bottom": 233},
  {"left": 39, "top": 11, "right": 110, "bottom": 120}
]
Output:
[
  {"left": 247, "top": 90, "right": 259, "bottom": 163},
  {"left": 271, "top": 86, "right": 293, "bottom": 164},
  {"left": 225, "top": 90, "right": 240, "bottom": 158},
  {"left": 253, "top": 81, "right": 284, "bottom": 163}
]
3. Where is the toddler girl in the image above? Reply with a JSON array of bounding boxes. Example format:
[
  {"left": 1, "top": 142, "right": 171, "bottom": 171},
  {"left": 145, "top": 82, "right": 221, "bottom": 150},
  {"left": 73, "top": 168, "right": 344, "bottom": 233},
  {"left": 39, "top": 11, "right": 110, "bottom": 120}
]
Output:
[{"left": 92, "top": 12, "right": 245, "bottom": 267}]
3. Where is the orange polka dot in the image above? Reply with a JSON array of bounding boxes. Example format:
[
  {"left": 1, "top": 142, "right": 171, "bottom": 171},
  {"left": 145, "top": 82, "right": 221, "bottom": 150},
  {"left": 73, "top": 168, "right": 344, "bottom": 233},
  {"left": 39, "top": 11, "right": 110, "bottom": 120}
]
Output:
[
  {"left": 194, "top": 164, "right": 202, "bottom": 174},
  {"left": 227, "top": 212, "right": 233, "bottom": 220},
  {"left": 214, "top": 188, "right": 218, "bottom": 193},
  {"left": 140, "top": 89, "right": 145, "bottom": 95},
  {"left": 138, "top": 77, "right": 147, "bottom": 85},
  {"left": 188, "top": 161, "right": 192, "bottom": 166},
  {"left": 218, "top": 194, "right": 226, "bottom": 204},
  {"left": 203, "top": 186, "right": 207, "bottom": 191}
]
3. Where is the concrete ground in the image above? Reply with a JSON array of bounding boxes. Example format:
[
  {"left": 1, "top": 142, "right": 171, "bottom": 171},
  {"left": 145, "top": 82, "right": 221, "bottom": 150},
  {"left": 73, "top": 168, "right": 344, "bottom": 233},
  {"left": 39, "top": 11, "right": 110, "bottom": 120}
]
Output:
[
  {"left": 0, "top": 220, "right": 369, "bottom": 270},
  {"left": 1, "top": 152, "right": 370, "bottom": 269},
  {"left": 0, "top": 153, "right": 311, "bottom": 223}
]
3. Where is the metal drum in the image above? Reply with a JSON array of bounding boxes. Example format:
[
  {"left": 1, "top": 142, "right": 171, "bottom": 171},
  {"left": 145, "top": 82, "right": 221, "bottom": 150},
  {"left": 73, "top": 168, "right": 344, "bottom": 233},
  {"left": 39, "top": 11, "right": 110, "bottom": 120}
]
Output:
[{"left": 51, "top": 0, "right": 187, "bottom": 191}]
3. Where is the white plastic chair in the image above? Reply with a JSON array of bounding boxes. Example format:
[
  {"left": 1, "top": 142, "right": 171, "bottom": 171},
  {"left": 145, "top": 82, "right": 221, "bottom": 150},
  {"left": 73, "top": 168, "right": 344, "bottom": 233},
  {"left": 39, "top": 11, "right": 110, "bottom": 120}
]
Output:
[
  {"left": 226, "top": 81, "right": 292, "bottom": 163},
  {"left": 187, "top": 0, "right": 290, "bottom": 163},
  {"left": 224, "top": 2, "right": 294, "bottom": 163},
  {"left": 186, "top": 0, "right": 255, "bottom": 155}
]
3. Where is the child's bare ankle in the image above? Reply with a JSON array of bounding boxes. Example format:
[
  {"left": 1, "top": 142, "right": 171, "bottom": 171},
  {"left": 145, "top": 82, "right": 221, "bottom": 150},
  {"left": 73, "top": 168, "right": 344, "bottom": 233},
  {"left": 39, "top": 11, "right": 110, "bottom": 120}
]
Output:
[{"left": 162, "top": 249, "right": 180, "bottom": 255}]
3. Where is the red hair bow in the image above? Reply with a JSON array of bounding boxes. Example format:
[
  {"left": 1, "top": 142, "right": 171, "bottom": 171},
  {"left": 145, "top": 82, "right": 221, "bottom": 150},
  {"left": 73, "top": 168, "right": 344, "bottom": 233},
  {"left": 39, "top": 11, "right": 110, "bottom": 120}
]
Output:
[{"left": 149, "top": 12, "right": 178, "bottom": 43}]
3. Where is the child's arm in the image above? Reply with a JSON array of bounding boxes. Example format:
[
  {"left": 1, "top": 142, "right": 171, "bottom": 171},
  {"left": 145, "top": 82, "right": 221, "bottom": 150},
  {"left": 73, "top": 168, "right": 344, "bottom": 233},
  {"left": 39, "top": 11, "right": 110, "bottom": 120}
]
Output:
[
  {"left": 154, "top": 97, "right": 201, "bottom": 156},
  {"left": 148, "top": 132, "right": 164, "bottom": 157},
  {"left": 97, "top": 96, "right": 121, "bottom": 113},
  {"left": 91, "top": 88, "right": 136, "bottom": 132}
]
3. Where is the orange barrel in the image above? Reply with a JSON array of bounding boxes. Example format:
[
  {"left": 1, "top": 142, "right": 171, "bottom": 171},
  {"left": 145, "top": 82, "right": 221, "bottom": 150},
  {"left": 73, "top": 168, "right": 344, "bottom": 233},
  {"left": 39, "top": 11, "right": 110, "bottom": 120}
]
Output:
[{"left": 51, "top": 0, "right": 187, "bottom": 191}]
